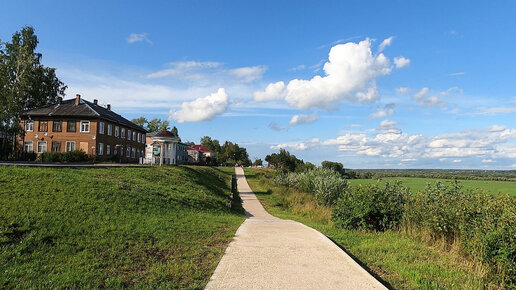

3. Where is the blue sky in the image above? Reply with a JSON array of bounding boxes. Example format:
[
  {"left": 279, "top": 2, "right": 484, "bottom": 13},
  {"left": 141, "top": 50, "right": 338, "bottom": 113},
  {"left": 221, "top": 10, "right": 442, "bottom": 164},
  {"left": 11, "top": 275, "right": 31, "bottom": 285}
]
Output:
[{"left": 2, "top": 1, "right": 516, "bottom": 169}]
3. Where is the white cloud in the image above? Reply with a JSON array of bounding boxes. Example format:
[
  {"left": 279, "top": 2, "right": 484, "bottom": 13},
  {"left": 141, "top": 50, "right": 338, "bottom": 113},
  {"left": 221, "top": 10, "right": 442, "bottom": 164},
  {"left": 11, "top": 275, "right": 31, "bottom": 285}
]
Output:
[
  {"left": 169, "top": 88, "right": 229, "bottom": 123},
  {"left": 412, "top": 87, "right": 444, "bottom": 106},
  {"left": 289, "top": 65, "right": 306, "bottom": 71},
  {"left": 228, "top": 65, "right": 267, "bottom": 83},
  {"left": 127, "top": 33, "right": 152, "bottom": 44},
  {"left": 270, "top": 125, "right": 516, "bottom": 164},
  {"left": 473, "top": 107, "right": 516, "bottom": 115},
  {"left": 269, "top": 122, "right": 286, "bottom": 131},
  {"left": 254, "top": 39, "right": 399, "bottom": 110},
  {"left": 146, "top": 61, "right": 223, "bottom": 79},
  {"left": 378, "top": 36, "right": 393, "bottom": 52},
  {"left": 396, "top": 87, "right": 411, "bottom": 94},
  {"left": 290, "top": 112, "right": 318, "bottom": 126},
  {"left": 394, "top": 56, "right": 410, "bottom": 68},
  {"left": 253, "top": 81, "right": 287, "bottom": 102},
  {"left": 441, "top": 86, "right": 463, "bottom": 96},
  {"left": 370, "top": 103, "right": 396, "bottom": 119},
  {"left": 448, "top": 72, "right": 466, "bottom": 77}
]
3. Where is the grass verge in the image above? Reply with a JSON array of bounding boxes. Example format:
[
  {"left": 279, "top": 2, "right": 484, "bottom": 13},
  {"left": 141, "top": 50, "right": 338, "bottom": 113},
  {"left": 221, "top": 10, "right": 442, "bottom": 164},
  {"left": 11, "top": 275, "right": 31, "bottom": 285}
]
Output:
[
  {"left": 0, "top": 165, "right": 245, "bottom": 288},
  {"left": 244, "top": 168, "right": 495, "bottom": 289}
]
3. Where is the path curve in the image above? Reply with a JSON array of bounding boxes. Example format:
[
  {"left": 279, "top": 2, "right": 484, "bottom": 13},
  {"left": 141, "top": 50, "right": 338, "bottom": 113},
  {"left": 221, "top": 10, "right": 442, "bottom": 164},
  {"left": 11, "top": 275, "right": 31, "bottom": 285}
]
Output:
[{"left": 205, "top": 167, "right": 386, "bottom": 290}]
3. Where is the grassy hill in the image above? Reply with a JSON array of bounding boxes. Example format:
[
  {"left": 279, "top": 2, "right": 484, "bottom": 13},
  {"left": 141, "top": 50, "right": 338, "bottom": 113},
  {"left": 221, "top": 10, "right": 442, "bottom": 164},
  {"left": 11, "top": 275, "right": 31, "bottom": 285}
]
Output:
[{"left": 0, "top": 166, "right": 245, "bottom": 288}]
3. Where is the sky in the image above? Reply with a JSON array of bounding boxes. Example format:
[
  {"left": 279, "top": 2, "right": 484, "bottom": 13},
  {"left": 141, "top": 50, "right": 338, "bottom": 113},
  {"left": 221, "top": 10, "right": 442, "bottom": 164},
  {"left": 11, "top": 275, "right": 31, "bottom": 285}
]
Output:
[{"left": 2, "top": 0, "right": 516, "bottom": 169}]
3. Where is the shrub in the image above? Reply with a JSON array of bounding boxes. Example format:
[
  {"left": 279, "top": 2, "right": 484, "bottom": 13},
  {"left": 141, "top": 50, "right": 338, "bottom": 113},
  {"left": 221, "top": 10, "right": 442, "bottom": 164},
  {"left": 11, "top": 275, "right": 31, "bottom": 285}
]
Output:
[
  {"left": 39, "top": 150, "right": 89, "bottom": 163},
  {"left": 332, "top": 181, "right": 408, "bottom": 231}
]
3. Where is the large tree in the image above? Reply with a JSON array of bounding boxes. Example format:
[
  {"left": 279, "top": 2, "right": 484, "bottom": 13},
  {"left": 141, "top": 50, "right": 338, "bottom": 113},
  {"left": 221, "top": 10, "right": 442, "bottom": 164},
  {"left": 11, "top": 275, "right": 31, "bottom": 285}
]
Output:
[
  {"left": 131, "top": 117, "right": 175, "bottom": 135},
  {"left": 0, "top": 26, "right": 67, "bottom": 157}
]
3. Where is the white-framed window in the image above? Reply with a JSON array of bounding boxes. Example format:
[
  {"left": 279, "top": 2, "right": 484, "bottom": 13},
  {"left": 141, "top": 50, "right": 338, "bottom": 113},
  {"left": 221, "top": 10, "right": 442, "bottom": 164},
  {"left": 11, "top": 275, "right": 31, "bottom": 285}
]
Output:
[
  {"left": 24, "top": 120, "right": 34, "bottom": 132},
  {"left": 106, "top": 144, "right": 111, "bottom": 155},
  {"left": 137, "top": 133, "right": 141, "bottom": 143},
  {"left": 98, "top": 143, "right": 104, "bottom": 155},
  {"left": 98, "top": 122, "right": 105, "bottom": 134},
  {"left": 127, "top": 130, "right": 131, "bottom": 140},
  {"left": 132, "top": 131, "right": 136, "bottom": 141},
  {"left": 37, "top": 141, "right": 47, "bottom": 153},
  {"left": 115, "top": 126, "right": 120, "bottom": 138},
  {"left": 80, "top": 120, "right": 90, "bottom": 133},
  {"left": 107, "top": 124, "right": 112, "bottom": 136},
  {"left": 65, "top": 141, "right": 76, "bottom": 152},
  {"left": 126, "top": 145, "right": 131, "bottom": 157},
  {"left": 132, "top": 148, "right": 136, "bottom": 158},
  {"left": 121, "top": 128, "right": 126, "bottom": 139},
  {"left": 23, "top": 141, "right": 33, "bottom": 152}
]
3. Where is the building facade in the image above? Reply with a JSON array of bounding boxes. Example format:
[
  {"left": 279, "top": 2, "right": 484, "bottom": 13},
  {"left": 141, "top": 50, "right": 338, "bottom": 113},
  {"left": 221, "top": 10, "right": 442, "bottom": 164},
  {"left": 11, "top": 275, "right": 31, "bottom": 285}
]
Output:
[
  {"left": 144, "top": 131, "right": 188, "bottom": 165},
  {"left": 19, "top": 94, "right": 147, "bottom": 162},
  {"left": 187, "top": 144, "right": 214, "bottom": 164}
]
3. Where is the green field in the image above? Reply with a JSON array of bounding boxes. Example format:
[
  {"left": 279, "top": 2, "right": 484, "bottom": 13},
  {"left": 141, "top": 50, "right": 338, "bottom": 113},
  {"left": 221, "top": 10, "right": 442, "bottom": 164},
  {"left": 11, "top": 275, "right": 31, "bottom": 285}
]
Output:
[
  {"left": 348, "top": 177, "right": 516, "bottom": 196},
  {"left": 244, "top": 168, "right": 498, "bottom": 289},
  {"left": 0, "top": 166, "right": 245, "bottom": 288}
]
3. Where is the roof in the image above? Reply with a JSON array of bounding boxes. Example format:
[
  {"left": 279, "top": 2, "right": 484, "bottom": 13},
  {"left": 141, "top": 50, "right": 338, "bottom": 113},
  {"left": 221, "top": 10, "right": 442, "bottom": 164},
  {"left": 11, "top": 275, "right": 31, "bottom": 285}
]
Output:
[
  {"left": 153, "top": 130, "right": 178, "bottom": 138},
  {"left": 187, "top": 144, "right": 212, "bottom": 152},
  {"left": 22, "top": 97, "right": 147, "bottom": 132}
]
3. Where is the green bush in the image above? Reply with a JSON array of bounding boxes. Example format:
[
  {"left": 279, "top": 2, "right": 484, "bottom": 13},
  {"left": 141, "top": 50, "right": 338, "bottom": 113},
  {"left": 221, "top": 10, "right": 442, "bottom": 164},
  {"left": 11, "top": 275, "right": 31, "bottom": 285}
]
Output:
[
  {"left": 332, "top": 181, "right": 408, "bottom": 231},
  {"left": 403, "top": 181, "right": 516, "bottom": 286},
  {"left": 39, "top": 150, "right": 89, "bottom": 163}
]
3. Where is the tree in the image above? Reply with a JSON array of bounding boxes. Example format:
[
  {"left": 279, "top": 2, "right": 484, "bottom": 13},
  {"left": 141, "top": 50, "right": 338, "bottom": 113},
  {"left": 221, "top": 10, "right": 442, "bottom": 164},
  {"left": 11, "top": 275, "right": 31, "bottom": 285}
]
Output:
[
  {"left": 321, "top": 160, "right": 345, "bottom": 175},
  {"left": 171, "top": 126, "right": 179, "bottom": 137},
  {"left": 147, "top": 118, "right": 170, "bottom": 132},
  {"left": 253, "top": 158, "right": 263, "bottom": 166},
  {"left": 265, "top": 149, "right": 305, "bottom": 172},
  {"left": 131, "top": 117, "right": 147, "bottom": 128},
  {"left": 0, "top": 26, "right": 67, "bottom": 158}
]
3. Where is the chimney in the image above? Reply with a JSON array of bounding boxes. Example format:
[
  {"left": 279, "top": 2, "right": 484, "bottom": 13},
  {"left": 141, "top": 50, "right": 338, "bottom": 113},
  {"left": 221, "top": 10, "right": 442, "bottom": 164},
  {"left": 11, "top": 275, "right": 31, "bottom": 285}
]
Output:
[
  {"left": 107, "top": 104, "right": 111, "bottom": 111},
  {"left": 93, "top": 99, "right": 98, "bottom": 105},
  {"left": 57, "top": 97, "right": 62, "bottom": 104},
  {"left": 75, "top": 94, "right": 81, "bottom": 105}
]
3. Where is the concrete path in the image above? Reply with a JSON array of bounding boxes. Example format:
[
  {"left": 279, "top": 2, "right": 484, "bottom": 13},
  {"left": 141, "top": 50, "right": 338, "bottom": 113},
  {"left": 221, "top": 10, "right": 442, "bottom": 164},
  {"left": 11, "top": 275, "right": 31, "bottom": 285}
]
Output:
[{"left": 205, "top": 167, "right": 386, "bottom": 290}]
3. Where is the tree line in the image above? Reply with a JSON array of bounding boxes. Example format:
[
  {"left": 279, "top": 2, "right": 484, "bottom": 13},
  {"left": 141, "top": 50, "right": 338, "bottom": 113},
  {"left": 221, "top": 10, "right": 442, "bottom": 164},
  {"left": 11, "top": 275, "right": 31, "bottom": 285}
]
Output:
[{"left": 200, "top": 136, "right": 251, "bottom": 167}]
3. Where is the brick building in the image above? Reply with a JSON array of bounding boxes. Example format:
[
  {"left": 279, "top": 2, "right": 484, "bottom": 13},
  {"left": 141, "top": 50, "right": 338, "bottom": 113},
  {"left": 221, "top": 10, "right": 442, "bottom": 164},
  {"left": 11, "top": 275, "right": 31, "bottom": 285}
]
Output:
[{"left": 19, "top": 94, "right": 147, "bottom": 162}]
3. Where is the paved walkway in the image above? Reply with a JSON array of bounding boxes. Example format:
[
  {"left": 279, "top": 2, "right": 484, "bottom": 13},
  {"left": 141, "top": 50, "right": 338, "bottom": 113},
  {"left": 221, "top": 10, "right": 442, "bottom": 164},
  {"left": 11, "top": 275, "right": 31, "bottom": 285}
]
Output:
[{"left": 205, "top": 167, "right": 386, "bottom": 290}]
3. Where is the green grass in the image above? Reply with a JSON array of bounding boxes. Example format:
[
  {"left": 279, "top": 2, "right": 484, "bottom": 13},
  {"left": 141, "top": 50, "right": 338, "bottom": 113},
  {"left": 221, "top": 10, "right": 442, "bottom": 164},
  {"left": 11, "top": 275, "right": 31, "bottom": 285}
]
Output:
[
  {"left": 0, "top": 165, "right": 245, "bottom": 288},
  {"left": 244, "top": 168, "right": 492, "bottom": 289},
  {"left": 348, "top": 177, "right": 516, "bottom": 196}
]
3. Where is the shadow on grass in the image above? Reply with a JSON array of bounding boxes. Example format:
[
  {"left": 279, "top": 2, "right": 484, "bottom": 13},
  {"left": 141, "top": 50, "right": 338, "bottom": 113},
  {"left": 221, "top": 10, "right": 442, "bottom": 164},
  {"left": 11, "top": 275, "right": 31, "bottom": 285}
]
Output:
[{"left": 326, "top": 236, "right": 394, "bottom": 290}]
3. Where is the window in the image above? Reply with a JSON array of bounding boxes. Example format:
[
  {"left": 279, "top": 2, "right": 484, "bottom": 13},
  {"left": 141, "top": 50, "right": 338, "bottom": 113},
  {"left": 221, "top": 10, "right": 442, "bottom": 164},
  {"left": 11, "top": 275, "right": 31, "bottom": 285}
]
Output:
[
  {"left": 106, "top": 144, "right": 111, "bottom": 155},
  {"left": 132, "top": 148, "right": 136, "bottom": 158},
  {"left": 115, "top": 126, "right": 119, "bottom": 137},
  {"left": 98, "top": 122, "right": 105, "bottom": 134},
  {"left": 52, "top": 121, "right": 62, "bottom": 132},
  {"left": 107, "top": 124, "right": 112, "bottom": 136},
  {"left": 66, "top": 141, "right": 76, "bottom": 152},
  {"left": 133, "top": 132, "right": 136, "bottom": 141},
  {"left": 80, "top": 120, "right": 90, "bottom": 133},
  {"left": 137, "top": 133, "right": 141, "bottom": 143},
  {"left": 67, "top": 121, "right": 76, "bottom": 132},
  {"left": 114, "top": 146, "right": 119, "bottom": 156},
  {"left": 38, "top": 121, "right": 48, "bottom": 132},
  {"left": 126, "top": 146, "right": 130, "bottom": 157},
  {"left": 128, "top": 130, "right": 131, "bottom": 140},
  {"left": 121, "top": 128, "right": 126, "bottom": 138},
  {"left": 24, "top": 121, "right": 34, "bottom": 132},
  {"left": 37, "top": 141, "right": 47, "bottom": 153},
  {"left": 98, "top": 143, "right": 104, "bottom": 155},
  {"left": 51, "top": 141, "right": 61, "bottom": 152},
  {"left": 23, "top": 141, "right": 33, "bottom": 152}
]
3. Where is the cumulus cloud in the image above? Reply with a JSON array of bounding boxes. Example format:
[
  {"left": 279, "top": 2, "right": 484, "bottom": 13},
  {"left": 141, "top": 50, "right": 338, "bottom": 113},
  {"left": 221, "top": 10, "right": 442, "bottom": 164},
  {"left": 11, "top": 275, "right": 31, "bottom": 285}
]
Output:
[
  {"left": 169, "top": 88, "right": 228, "bottom": 122},
  {"left": 378, "top": 36, "right": 394, "bottom": 52},
  {"left": 412, "top": 87, "right": 444, "bottom": 106},
  {"left": 370, "top": 103, "right": 396, "bottom": 119},
  {"left": 269, "top": 124, "right": 516, "bottom": 165},
  {"left": 394, "top": 56, "right": 410, "bottom": 68},
  {"left": 253, "top": 81, "right": 287, "bottom": 102},
  {"left": 396, "top": 87, "right": 411, "bottom": 94},
  {"left": 127, "top": 33, "right": 152, "bottom": 44},
  {"left": 228, "top": 65, "right": 267, "bottom": 83},
  {"left": 269, "top": 122, "right": 286, "bottom": 131},
  {"left": 254, "top": 39, "right": 403, "bottom": 110},
  {"left": 290, "top": 112, "right": 318, "bottom": 126}
]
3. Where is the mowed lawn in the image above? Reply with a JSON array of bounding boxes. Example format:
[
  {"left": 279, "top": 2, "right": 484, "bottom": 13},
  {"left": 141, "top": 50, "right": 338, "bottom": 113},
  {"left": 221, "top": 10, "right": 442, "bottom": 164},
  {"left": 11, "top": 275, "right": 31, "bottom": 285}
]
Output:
[
  {"left": 0, "top": 166, "right": 245, "bottom": 288},
  {"left": 348, "top": 177, "right": 516, "bottom": 196}
]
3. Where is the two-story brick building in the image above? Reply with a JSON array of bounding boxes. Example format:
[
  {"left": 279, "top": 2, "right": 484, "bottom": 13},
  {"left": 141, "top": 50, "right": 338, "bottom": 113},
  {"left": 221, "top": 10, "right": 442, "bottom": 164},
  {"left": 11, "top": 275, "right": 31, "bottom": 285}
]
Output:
[{"left": 19, "top": 94, "right": 147, "bottom": 162}]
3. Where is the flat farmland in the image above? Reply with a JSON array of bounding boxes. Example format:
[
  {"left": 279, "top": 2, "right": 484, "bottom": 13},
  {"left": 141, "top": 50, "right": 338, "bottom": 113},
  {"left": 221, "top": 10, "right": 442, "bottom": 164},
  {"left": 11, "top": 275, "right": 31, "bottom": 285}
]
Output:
[{"left": 348, "top": 177, "right": 516, "bottom": 196}]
